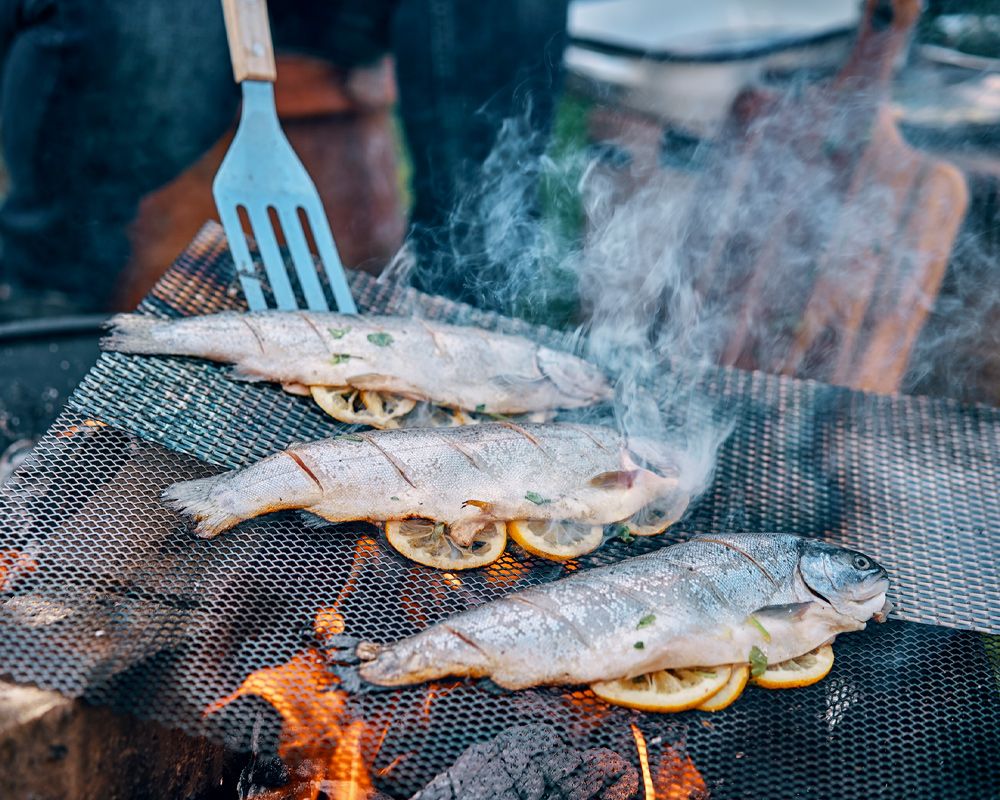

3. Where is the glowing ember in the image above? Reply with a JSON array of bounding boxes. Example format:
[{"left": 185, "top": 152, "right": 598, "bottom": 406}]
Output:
[
  {"left": 559, "top": 689, "right": 612, "bottom": 731},
  {"left": 315, "top": 607, "right": 346, "bottom": 641},
  {"left": 0, "top": 550, "right": 37, "bottom": 591},
  {"left": 441, "top": 572, "right": 462, "bottom": 589},
  {"left": 483, "top": 552, "right": 529, "bottom": 587}
]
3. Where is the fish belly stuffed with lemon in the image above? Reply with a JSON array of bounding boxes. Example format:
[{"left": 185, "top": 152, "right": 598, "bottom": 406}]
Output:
[
  {"left": 102, "top": 311, "right": 611, "bottom": 428},
  {"left": 161, "top": 422, "right": 688, "bottom": 568},
  {"left": 355, "top": 533, "right": 891, "bottom": 709}
]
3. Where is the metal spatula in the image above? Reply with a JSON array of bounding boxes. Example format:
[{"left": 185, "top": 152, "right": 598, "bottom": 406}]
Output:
[{"left": 214, "top": 0, "right": 357, "bottom": 313}]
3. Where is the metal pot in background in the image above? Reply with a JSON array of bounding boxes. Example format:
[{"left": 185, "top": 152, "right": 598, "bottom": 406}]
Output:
[
  {"left": 566, "top": 0, "right": 861, "bottom": 139},
  {"left": 0, "top": 316, "right": 105, "bottom": 481}
]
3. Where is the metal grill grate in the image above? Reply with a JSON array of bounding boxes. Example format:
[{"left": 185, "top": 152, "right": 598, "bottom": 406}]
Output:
[{"left": 0, "top": 222, "right": 997, "bottom": 798}]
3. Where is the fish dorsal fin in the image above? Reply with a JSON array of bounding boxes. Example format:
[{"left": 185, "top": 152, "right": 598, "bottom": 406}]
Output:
[{"left": 588, "top": 470, "right": 641, "bottom": 489}]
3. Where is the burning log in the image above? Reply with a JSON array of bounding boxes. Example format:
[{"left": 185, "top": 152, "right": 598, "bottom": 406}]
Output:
[
  {"left": 0, "top": 680, "right": 227, "bottom": 799},
  {"left": 411, "top": 723, "right": 638, "bottom": 800}
]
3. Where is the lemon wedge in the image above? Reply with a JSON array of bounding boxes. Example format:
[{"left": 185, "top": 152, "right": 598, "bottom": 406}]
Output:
[
  {"left": 592, "top": 665, "right": 733, "bottom": 713},
  {"left": 508, "top": 519, "right": 604, "bottom": 561},
  {"left": 384, "top": 519, "right": 506, "bottom": 570},
  {"left": 696, "top": 664, "right": 750, "bottom": 711},
  {"left": 752, "top": 644, "right": 834, "bottom": 689},
  {"left": 310, "top": 387, "right": 416, "bottom": 429},
  {"left": 623, "top": 492, "right": 690, "bottom": 536}
]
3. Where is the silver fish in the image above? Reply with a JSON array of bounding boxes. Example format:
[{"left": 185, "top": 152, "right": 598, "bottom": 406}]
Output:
[
  {"left": 102, "top": 312, "right": 610, "bottom": 425},
  {"left": 357, "top": 533, "right": 891, "bottom": 689},
  {"left": 162, "top": 422, "right": 682, "bottom": 543}
]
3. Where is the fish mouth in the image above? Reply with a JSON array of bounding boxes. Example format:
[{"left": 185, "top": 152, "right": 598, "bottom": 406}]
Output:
[
  {"left": 799, "top": 565, "right": 891, "bottom": 622},
  {"left": 853, "top": 573, "right": 890, "bottom": 602}
]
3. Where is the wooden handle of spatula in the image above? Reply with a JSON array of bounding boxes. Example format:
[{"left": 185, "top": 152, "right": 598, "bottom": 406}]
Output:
[
  {"left": 221, "top": 0, "right": 277, "bottom": 83},
  {"left": 834, "top": 0, "right": 920, "bottom": 91}
]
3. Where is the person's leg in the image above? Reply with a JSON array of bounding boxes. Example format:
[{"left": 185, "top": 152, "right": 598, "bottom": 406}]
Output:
[
  {"left": 0, "top": 0, "right": 237, "bottom": 317},
  {"left": 391, "top": 0, "right": 570, "bottom": 305}
]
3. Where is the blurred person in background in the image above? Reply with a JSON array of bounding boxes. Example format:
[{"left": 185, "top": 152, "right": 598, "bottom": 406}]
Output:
[{"left": 0, "top": 0, "right": 569, "bottom": 321}]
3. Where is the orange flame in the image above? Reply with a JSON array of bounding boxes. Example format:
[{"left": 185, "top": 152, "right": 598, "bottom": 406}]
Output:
[
  {"left": 0, "top": 550, "right": 37, "bottom": 591},
  {"left": 631, "top": 724, "right": 656, "bottom": 800},
  {"left": 654, "top": 747, "right": 708, "bottom": 800},
  {"left": 207, "top": 540, "right": 387, "bottom": 800},
  {"left": 420, "top": 681, "right": 460, "bottom": 722},
  {"left": 630, "top": 724, "right": 707, "bottom": 800}
]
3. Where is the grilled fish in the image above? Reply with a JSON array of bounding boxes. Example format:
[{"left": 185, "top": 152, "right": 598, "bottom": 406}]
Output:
[
  {"left": 102, "top": 312, "right": 611, "bottom": 427},
  {"left": 357, "top": 533, "right": 891, "bottom": 689},
  {"left": 162, "top": 422, "right": 682, "bottom": 545}
]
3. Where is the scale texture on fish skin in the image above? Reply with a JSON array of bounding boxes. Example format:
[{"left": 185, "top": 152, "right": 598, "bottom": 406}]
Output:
[
  {"left": 160, "top": 422, "right": 683, "bottom": 542},
  {"left": 357, "top": 533, "right": 890, "bottom": 689},
  {"left": 102, "top": 311, "right": 611, "bottom": 414}
]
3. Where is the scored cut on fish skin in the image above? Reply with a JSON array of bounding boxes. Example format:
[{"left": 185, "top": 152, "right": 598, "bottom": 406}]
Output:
[
  {"left": 354, "top": 533, "right": 891, "bottom": 690},
  {"left": 101, "top": 311, "right": 611, "bottom": 417},
  {"left": 160, "top": 422, "right": 684, "bottom": 544}
]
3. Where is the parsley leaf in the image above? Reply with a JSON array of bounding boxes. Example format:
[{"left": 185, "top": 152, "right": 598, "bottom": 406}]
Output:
[
  {"left": 330, "top": 353, "right": 351, "bottom": 365},
  {"left": 367, "top": 332, "right": 394, "bottom": 347},
  {"left": 475, "top": 403, "right": 486, "bottom": 413},
  {"left": 749, "top": 645, "right": 768, "bottom": 678},
  {"left": 637, "top": 613, "right": 656, "bottom": 629},
  {"left": 525, "top": 491, "right": 550, "bottom": 505},
  {"left": 609, "top": 523, "right": 634, "bottom": 543},
  {"left": 328, "top": 326, "right": 351, "bottom": 339},
  {"left": 633, "top": 641, "right": 645, "bottom": 650}
]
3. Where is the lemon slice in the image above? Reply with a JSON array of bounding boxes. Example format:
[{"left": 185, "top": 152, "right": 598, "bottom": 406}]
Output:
[
  {"left": 696, "top": 664, "right": 749, "bottom": 711},
  {"left": 384, "top": 519, "right": 506, "bottom": 570},
  {"left": 752, "top": 644, "right": 834, "bottom": 689},
  {"left": 310, "top": 387, "right": 416, "bottom": 429},
  {"left": 624, "top": 491, "right": 690, "bottom": 536},
  {"left": 591, "top": 665, "right": 732, "bottom": 713},
  {"left": 508, "top": 519, "right": 604, "bottom": 561}
]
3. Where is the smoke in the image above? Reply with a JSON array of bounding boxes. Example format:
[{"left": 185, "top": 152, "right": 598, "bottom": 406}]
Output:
[{"left": 391, "top": 72, "right": 997, "bottom": 503}]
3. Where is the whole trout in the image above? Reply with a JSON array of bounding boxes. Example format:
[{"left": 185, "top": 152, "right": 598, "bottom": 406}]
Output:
[
  {"left": 357, "top": 533, "right": 891, "bottom": 689},
  {"left": 102, "top": 311, "right": 610, "bottom": 417},
  {"left": 162, "top": 422, "right": 682, "bottom": 543}
]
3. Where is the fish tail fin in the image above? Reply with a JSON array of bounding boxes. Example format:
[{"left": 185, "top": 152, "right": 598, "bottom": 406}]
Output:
[
  {"left": 101, "top": 314, "right": 178, "bottom": 355},
  {"left": 162, "top": 475, "right": 243, "bottom": 538}
]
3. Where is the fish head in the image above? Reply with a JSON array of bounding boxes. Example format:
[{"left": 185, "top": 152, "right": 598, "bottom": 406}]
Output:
[
  {"left": 798, "top": 540, "right": 891, "bottom": 623},
  {"left": 535, "top": 349, "right": 613, "bottom": 404}
]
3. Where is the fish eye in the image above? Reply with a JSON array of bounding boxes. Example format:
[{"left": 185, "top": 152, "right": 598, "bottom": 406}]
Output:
[{"left": 852, "top": 555, "right": 872, "bottom": 571}]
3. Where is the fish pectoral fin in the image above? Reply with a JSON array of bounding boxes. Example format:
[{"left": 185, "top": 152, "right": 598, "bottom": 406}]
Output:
[
  {"left": 491, "top": 373, "right": 547, "bottom": 388},
  {"left": 228, "top": 365, "right": 269, "bottom": 383},
  {"left": 462, "top": 499, "right": 495, "bottom": 514},
  {"left": 588, "top": 469, "right": 641, "bottom": 489},
  {"left": 753, "top": 601, "right": 816, "bottom": 621},
  {"left": 299, "top": 510, "right": 336, "bottom": 529},
  {"left": 282, "top": 382, "right": 312, "bottom": 396}
]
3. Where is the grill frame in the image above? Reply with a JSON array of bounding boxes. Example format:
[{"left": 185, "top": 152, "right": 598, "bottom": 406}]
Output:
[{"left": 0, "top": 221, "right": 996, "bottom": 799}]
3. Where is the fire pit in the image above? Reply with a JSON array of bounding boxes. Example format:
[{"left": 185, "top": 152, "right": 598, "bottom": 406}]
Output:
[{"left": 0, "top": 223, "right": 997, "bottom": 798}]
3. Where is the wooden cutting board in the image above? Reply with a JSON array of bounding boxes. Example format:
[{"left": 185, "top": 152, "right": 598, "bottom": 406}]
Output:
[{"left": 676, "top": 0, "right": 968, "bottom": 394}]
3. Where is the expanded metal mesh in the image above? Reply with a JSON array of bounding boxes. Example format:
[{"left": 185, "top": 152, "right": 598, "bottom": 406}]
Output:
[{"left": 0, "top": 222, "right": 997, "bottom": 798}]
